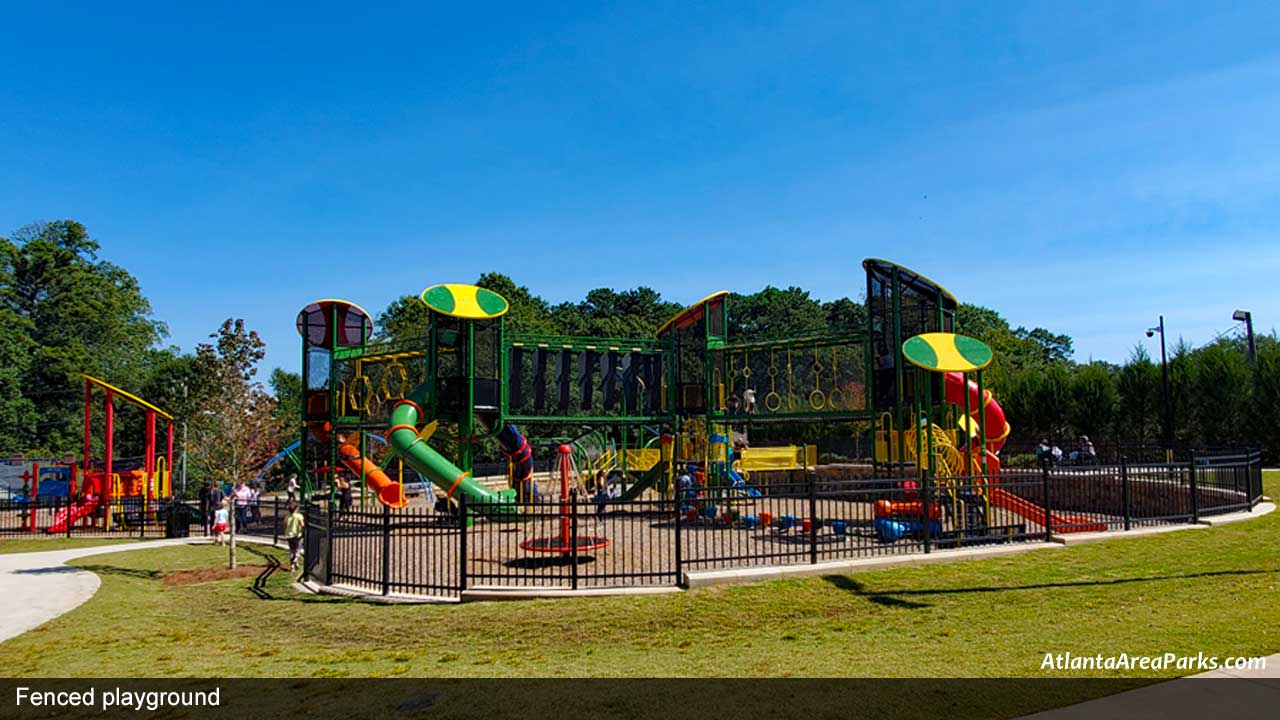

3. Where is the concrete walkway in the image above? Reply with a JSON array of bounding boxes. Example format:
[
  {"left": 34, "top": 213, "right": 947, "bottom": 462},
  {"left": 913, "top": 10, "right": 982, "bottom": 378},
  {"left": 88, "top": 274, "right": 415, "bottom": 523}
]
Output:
[
  {"left": 1020, "top": 654, "right": 1280, "bottom": 718},
  {"left": 0, "top": 536, "right": 277, "bottom": 643}
]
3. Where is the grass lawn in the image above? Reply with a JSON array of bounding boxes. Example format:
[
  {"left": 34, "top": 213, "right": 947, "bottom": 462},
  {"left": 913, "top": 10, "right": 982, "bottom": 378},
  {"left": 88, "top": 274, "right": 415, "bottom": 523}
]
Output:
[
  {"left": 0, "top": 537, "right": 142, "bottom": 555},
  {"left": 1, "top": 472, "right": 1274, "bottom": 709}
]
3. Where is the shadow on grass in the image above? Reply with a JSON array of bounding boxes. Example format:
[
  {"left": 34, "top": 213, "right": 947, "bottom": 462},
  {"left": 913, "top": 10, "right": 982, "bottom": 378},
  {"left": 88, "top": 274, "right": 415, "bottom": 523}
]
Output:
[
  {"left": 822, "top": 568, "right": 1280, "bottom": 609},
  {"left": 239, "top": 543, "right": 281, "bottom": 600},
  {"left": 72, "top": 563, "right": 163, "bottom": 580}
]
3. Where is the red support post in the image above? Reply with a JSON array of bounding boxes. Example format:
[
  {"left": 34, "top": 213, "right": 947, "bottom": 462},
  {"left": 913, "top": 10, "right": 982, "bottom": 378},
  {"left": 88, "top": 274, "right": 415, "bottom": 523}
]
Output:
[
  {"left": 28, "top": 462, "right": 40, "bottom": 532},
  {"left": 104, "top": 390, "right": 114, "bottom": 531},
  {"left": 166, "top": 422, "right": 174, "bottom": 498},
  {"left": 145, "top": 410, "right": 156, "bottom": 500},
  {"left": 83, "top": 378, "right": 92, "bottom": 481},
  {"left": 558, "top": 444, "right": 572, "bottom": 548}
]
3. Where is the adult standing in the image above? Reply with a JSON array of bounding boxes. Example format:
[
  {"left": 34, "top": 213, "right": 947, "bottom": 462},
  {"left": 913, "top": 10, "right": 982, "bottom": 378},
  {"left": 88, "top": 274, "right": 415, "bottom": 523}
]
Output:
[
  {"left": 232, "top": 480, "right": 252, "bottom": 529},
  {"left": 206, "top": 481, "right": 224, "bottom": 536},
  {"left": 249, "top": 482, "right": 262, "bottom": 524},
  {"left": 198, "top": 481, "right": 212, "bottom": 535}
]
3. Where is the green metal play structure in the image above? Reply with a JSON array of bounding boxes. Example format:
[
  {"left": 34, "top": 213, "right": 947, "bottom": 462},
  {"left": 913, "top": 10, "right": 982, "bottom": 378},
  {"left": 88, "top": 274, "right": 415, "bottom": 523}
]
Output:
[{"left": 294, "top": 260, "right": 1018, "bottom": 521}]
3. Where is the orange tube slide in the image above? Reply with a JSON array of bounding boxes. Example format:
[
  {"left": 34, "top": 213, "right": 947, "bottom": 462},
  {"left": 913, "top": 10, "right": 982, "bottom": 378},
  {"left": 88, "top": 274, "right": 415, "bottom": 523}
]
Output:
[{"left": 312, "top": 423, "right": 407, "bottom": 508}]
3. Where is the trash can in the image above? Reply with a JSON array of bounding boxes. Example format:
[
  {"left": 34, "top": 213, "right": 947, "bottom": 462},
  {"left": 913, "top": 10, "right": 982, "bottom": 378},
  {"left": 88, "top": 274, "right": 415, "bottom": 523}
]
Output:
[{"left": 164, "top": 500, "right": 193, "bottom": 538}]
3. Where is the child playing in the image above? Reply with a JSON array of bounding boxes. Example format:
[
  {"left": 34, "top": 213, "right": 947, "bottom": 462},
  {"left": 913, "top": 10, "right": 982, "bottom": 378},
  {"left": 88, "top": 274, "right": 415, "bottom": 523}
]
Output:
[
  {"left": 282, "top": 500, "right": 305, "bottom": 571},
  {"left": 212, "top": 499, "right": 230, "bottom": 545}
]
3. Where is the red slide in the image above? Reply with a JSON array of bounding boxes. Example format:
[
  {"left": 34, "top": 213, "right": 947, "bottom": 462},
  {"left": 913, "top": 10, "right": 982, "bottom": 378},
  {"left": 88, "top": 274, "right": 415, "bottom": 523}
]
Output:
[
  {"left": 987, "top": 488, "right": 1106, "bottom": 533},
  {"left": 943, "top": 372, "right": 1010, "bottom": 452},
  {"left": 46, "top": 497, "right": 100, "bottom": 534},
  {"left": 942, "top": 373, "right": 1103, "bottom": 533}
]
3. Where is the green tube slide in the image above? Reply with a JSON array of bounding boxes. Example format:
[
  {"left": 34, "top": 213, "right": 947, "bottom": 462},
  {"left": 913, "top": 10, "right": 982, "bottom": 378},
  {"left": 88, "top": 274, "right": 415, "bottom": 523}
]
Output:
[{"left": 387, "top": 401, "right": 517, "bottom": 516}]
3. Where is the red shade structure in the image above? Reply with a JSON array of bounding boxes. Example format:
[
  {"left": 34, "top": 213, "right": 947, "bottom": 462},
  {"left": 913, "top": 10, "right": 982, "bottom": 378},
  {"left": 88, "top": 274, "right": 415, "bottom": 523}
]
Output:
[{"left": 519, "top": 444, "right": 610, "bottom": 554}]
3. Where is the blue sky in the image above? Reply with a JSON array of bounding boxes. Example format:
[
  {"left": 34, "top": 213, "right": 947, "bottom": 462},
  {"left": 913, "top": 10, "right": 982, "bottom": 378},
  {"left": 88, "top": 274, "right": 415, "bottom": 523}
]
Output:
[{"left": 2, "top": 2, "right": 1277, "bottom": 373}]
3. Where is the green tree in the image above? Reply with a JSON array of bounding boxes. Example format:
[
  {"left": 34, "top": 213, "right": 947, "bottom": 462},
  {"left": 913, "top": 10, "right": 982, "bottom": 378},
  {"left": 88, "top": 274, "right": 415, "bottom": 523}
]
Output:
[
  {"left": 0, "top": 308, "right": 37, "bottom": 450},
  {"left": 0, "top": 221, "right": 165, "bottom": 452},
  {"left": 1070, "top": 363, "right": 1118, "bottom": 440},
  {"left": 1190, "top": 341, "right": 1250, "bottom": 447},
  {"left": 1166, "top": 340, "right": 1196, "bottom": 446},
  {"left": 187, "top": 319, "right": 280, "bottom": 568},
  {"left": 1015, "top": 327, "right": 1074, "bottom": 364},
  {"left": 133, "top": 349, "right": 213, "bottom": 496},
  {"left": 1247, "top": 336, "right": 1280, "bottom": 460},
  {"left": 955, "top": 304, "right": 1070, "bottom": 391},
  {"left": 269, "top": 368, "right": 303, "bottom": 438},
  {"left": 728, "top": 286, "right": 827, "bottom": 340},
  {"left": 375, "top": 295, "right": 431, "bottom": 343},
  {"left": 822, "top": 297, "right": 866, "bottom": 336},
  {"left": 476, "top": 272, "right": 556, "bottom": 334},
  {"left": 1116, "top": 346, "right": 1161, "bottom": 445},
  {"left": 551, "top": 287, "right": 680, "bottom": 338},
  {"left": 1032, "top": 364, "right": 1074, "bottom": 440}
]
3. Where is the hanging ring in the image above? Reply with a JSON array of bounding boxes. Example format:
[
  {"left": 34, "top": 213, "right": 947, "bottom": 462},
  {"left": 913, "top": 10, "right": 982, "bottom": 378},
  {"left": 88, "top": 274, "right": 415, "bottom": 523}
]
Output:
[
  {"left": 808, "top": 389, "right": 826, "bottom": 410},
  {"left": 765, "top": 391, "right": 783, "bottom": 412}
]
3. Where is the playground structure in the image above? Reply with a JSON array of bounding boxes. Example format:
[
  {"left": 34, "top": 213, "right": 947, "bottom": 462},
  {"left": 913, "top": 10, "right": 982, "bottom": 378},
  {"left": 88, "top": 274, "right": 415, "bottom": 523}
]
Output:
[
  {"left": 296, "top": 258, "right": 1096, "bottom": 559},
  {"left": 871, "top": 331, "right": 1105, "bottom": 542},
  {"left": 0, "top": 377, "right": 177, "bottom": 535},
  {"left": 295, "top": 281, "right": 871, "bottom": 516},
  {"left": 291, "top": 259, "right": 1266, "bottom": 598},
  {"left": 49, "top": 376, "right": 175, "bottom": 533}
]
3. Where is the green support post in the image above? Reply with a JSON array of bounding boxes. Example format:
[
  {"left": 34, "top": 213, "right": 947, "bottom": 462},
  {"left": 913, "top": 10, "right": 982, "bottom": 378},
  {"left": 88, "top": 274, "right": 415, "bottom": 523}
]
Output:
[
  {"left": 977, "top": 370, "right": 988, "bottom": 475},
  {"left": 962, "top": 371, "right": 971, "bottom": 476},
  {"left": 460, "top": 321, "right": 475, "bottom": 475},
  {"left": 328, "top": 302, "right": 338, "bottom": 508},
  {"left": 893, "top": 268, "right": 905, "bottom": 474},
  {"left": 924, "top": 367, "right": 936, "bottom": 479}
]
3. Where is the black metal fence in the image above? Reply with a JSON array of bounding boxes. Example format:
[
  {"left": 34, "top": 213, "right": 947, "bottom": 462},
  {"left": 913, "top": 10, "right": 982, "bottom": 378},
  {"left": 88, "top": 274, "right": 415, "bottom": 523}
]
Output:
[
  {"left": 294, "top": 450, "right": 1266, "bottom": 599},
  {"left": 0, "top": 495, "right": 192, "bottom": 539},
  {"left": 6, "top": 455, "right": 1259, "bottom": 596},
  {"left": 0, "top": 493, "right": 303, "bottom": 542}
]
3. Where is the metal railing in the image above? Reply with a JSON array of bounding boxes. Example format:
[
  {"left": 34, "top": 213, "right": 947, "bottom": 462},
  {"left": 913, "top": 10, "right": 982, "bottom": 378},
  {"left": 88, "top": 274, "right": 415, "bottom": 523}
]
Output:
[{"left": 293, "top": 449, "right": 1264, "bottom": 598}]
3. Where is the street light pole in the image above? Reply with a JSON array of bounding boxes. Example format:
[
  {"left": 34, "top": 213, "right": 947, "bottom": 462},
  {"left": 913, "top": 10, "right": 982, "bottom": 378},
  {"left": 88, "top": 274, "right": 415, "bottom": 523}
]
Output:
[
  {"left": 180, "top": 382, "right": 189, "bottom": 497},
  {"left": 1147, "top": 316, "right": 1172, "bottom": 449},
  {"left": 1234, "top": 310, "right": 1256, "bottom": 363}
]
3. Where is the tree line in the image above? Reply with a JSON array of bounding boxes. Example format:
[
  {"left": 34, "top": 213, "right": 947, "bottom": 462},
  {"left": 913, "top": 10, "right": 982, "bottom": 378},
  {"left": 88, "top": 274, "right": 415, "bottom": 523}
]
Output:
[
  {"left": 2, "top": 221, "right": 1273, "bottom": 497},
  {"left": 0, "top": 221, "right": 294, "bottom": 494}
]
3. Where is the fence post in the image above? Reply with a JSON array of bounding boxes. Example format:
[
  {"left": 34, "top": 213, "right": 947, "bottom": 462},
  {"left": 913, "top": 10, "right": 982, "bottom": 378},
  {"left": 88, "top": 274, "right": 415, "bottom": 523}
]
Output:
[
  {"left": 324, "top": 499, "right": 334, "bottom": 587},
  {"left": 1042, "top": 465, "right": 1053, "bottom": 541},
  {"left": 67, "top": 494, "right": 74, "bottom": 539},
  {"left": 570, "top": 489, "right": 579, "bottom": 591},
  {"left": 921, "top": 469, "right": 932, "bottom": 554},
  {"left": 381, "top": 503, "right": 391, "bottom": 596},
  {"left": 808, "top": 468, "right": 818, "bottom": 565},
  {"left": 458, "top": 494, "right": 468, "bottom": 593},
  {"left": 1120, "top": 456, "right": 1131, "bottom": 532},
  {"left": 1251, "top": 452, "right": 1261, "bottom": 510},
  {"left": 1188, "top": 451, "right": 1199, "bottom": 524},
  {"left": 273, "top": 496, "right": 280, "bottom": 546},
  {"left": 673, "top": 483, "right": 683, "bottom": 587}
]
